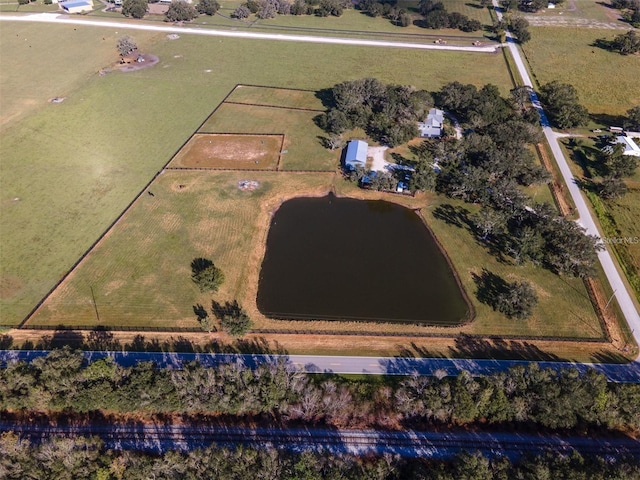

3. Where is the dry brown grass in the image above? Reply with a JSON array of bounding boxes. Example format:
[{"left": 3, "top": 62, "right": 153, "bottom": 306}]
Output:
[{"left": 168, "top": 134, "right": 282, "bottom": 170}]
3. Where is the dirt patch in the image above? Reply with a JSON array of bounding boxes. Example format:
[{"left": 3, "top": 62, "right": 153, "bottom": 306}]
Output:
[
  {"left": 168, "top": 134, "right": 282, "bottom": 170},
  {"left": 537, "top": 143, "right": 573, "bottom": 216},
  {"left": 115, "top": 54, "right": 160, "bottom": 73},
  {"left": 0, "top": 276, "right": 24, "bottom": 300}
]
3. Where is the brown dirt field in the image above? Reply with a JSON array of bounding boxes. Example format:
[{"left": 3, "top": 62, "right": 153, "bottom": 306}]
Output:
[{"left": 168, "top": 134, "right": 282, "bottom": 170}]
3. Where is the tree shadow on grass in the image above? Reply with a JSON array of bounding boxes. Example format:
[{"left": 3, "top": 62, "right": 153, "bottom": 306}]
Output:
[
  {"left": 432, "top": 204, "right": 474, "bottom": 231},
  {"left": 450, "top": 334, "right": 564, "bottom": 361},
  {"left": 472, "top": 269, "right": 509, "bottom": 311},
  {"left": 590, "top": 349, "right": 631, "bottom": 364}
]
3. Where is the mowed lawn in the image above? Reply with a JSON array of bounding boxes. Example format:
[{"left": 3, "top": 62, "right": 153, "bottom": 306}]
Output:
[
  {"left": 1, "top": 22, "right": 513, "bottom": 325},
  {"left": 522, "top": 28, "right": 640, "bottom": 117}
]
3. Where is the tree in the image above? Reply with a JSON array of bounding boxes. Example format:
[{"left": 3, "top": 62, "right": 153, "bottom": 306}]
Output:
[
  {"left": 604, "top": 142, "right": 639, "bottom": 178},
  {"left": 611, "top": 30, "right": 640, "bottom": 54},
  {"left": 510, "top": 15, "right": 531, "bottom": 43},
  {"left": 165, "top": 0, "right": 199, "bottom": 21},
  {"left": 539, "top": 81, "right": 589, "bottom": 129},
  {"left": 232, "top": 4, "right": 251, "bottom": 17},
  {"left": 257, "top": 0, "right": 277, "bottom": 18},
  {"left": 219, "top": 302, "right": 253, "bottom": 336},
  {"left": 122, "top": 0, "right": 147, "bottom": 18},
  {"left": 191, "top": 257, "right": 225, "bottom": 292},
  {"left": 495, "top": 280, "right": 538, "bottom": 319},
  {"left": 117, "top": 36, "right": 137, "bottom": 57},
  {"left": 196, "top": 0, "right": 220, "bottom": 15},
  {"left": 600, "top": 176, "right": 627, "bottom": 199},
  {"left": 624, "top": 105, "right": 640, "bottom": 131},
  {"left": 316, "top": 0, "right": 347, "bottom": 16}
]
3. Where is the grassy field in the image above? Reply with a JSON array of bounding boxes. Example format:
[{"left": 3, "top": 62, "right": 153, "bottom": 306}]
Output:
[
  {"left": 168, "top": 134, "right": 283, "bottom": 170},
  {"left": 209, "top": 0, "right": 494, "bottom": 41},
  {"left": 558, "top": 137, "right": 640, "bottom": 303},
  {"left": 0, "top": 21, "right": 514, "bottom": 326},
  {"left": 27, "top": 168, "right": 605, "bottom": 343},
  {"left": 199, "top": 103, "right": 338, "bottom": 170},
  {"left": 522, "top": 27, "right": 640, "bottom": 119}
]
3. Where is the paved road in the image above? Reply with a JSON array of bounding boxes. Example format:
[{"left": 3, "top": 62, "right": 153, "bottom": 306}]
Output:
[
  {"left": 2, "top": 421, "right": 638, "bottom": 458},
  {"left": 2, "top": 350, "right": 640, "bottom": 382},
  {"left": 492, "top": 1, "right": 640, "bottom": 357},
  {"left": 0, "top": 13, "right": 500, "bottom": 52}
]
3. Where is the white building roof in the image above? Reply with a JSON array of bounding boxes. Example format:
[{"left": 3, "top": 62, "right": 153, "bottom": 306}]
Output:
[
  {"left": 344, "top": 140, "right": 368, "bottom": 169},
  {"left": 616, "top": 135, "right": 640, "bottom": 157},
  {"left": 418, "top": 108, "right": 444, "bottom": 138}
]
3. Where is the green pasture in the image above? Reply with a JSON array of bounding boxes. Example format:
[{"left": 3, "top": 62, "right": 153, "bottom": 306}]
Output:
[
  {"left": 226, "top": 85, "right": 324, "bottom": 111},
  {"left": 28, "top": 168, "right": 604, "bottom": 341},
  {"left": 0, "top": 21, "right": 514, "bottom": 326},
  {"left": 27, "top": 170, "right": 335, "bottom": 328},
  {"left": 209, "top": 0, "right": 493, "bottom": 41},
  {"left": 420, "top": 198, "right": 604, "bottom": 339},
  {"left": 522, "top": 0, "right": 623, "bottom": 23},
  {"left": 522, "top": 27, "right": 640, "bottom": 118},
  {"left": 200, "top": 103, "right": 337, "bottom": 170}
]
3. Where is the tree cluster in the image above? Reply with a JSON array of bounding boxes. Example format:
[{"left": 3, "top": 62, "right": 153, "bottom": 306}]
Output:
[
  {"left": 122, "top": 0, "right": 147, "bottom": 18},
  {"left": 418, "top": 0, "right": 482, "bottom": 31},
  {"left": 165, "top": 0, "right": 199, "bottom": 21},
  {"left": 610, "top": 0, "right": 640, "bottom": 27},
  {"left": 191, "top": 257, "right": 224, "bottom": 293},
  {"left": 317, "top": 78, "right": 432, "bottom": 147},
  {"left": 409, "top": 82, "right": 600, "bottom": 277},
  {"left": 233, "top": 0, "right": 351, "bottom": 19},
  {"left": 598, "top": 141, "right": 639, "bottom": 198},
  {"left": 625, "top": 105, "right": 640, "bottom": 130},
  {"left": 493, "top": 15, "right": 531, "bottom": 43},
  {"left": 196, "top": 0, "right": 220, "bottom": 15},
  {"left": 1, "top": 348, "right": 639, "bottom": 433},
  {"left": 539, "top": 81, "right": 589, "bottom": 129},
  {"left": 357, "top": 0, "right": 412, "bottom": 27},
  {"left": 611, "top": 30, "right": 640, "bottom": 54},
  {"left": 2, "top": 433, "right": 639, "bottom": 480}
]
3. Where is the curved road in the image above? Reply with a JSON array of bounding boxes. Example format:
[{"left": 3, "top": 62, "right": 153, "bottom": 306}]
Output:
[
  {"left": 0, "top": 13, "right": 500, "bottom": 52},
  {"left": 2, "top": 421, "right": 638, "bottom": 458},
  {"left": 492, "top": 1, "right": 640, "bottom": 356}
]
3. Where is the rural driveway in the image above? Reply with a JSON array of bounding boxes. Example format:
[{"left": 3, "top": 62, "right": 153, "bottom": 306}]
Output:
[
  {"left": 492, "top": 0, "right": 640, "bottom": 356},
  {"left": 0, "top": 13, "right": 501, "bottom": 52}
]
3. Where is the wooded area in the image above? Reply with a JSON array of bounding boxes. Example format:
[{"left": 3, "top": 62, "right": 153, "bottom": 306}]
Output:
[
  {"left": 1, "top": 433, "right": 639, "bottom": 480},
  {"left": 1, "top": 348, "right": 639, "bottom": 432}
]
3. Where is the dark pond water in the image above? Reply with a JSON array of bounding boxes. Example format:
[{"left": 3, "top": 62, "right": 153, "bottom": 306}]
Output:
[{"left": 256, "top": 194, "right": 470, "bottom": 325}]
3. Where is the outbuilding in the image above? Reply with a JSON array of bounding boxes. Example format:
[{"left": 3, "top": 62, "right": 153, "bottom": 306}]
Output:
[
  {"left": 605, "top": 135, "right": 640, "bottom": 157},
  {"left": 344, "top": 140, "right": 368, "bottom": 170},
  {"left": 418, "top": 108, "right": 444, "bottom": 138},
  {"left": 59, "top": 0, "right": 93, "bottom": 12}
]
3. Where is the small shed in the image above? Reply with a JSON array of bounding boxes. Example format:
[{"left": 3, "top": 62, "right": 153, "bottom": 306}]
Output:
[
  {"left": 60, "top": 0, "right": 93, "bottom": 12},
  {"left": 418, "top": 108, "right": 444, "bottom": 138},
  {"left": 344, "top": 140, "right": 368, "bottom": 170}
]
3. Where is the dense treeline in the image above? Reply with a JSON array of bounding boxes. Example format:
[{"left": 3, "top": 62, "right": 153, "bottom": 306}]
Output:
[
  {"left": 2, "top": 348, "right": 639, "bottom": 432},
  {"left": 405, "top": 82, "right": 600, "bottom": 278},
  {"left": 318, "top": 78, "right": 433, "bottom": 147},
  {"left": 2, "top": 432, "right": 640, "bottom": 480}
]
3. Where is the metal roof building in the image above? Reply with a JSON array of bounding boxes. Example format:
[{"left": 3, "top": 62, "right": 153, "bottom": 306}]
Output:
[
  {"left": 60, "top": 0, "right": 93, "bottom": 12},
  {"left": 344, "top": 140, "right": 368, "bottom": 170},
  {"left": 418, "top": 108, "right": 444, "bottom": 138}
]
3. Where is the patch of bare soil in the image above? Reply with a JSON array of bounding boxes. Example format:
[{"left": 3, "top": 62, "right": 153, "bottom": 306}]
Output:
[{"left": 115, "top": 54, "right": 160, "bottom": 73}]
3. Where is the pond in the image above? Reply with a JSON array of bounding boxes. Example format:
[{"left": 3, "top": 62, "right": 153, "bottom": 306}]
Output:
[{"left": 256, "top": 194, "right": 471, "bottom": 326}]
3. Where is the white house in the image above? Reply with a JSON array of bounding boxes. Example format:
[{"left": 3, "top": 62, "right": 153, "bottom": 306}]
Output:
[
  {"left": 418, "top": 108, "right": 444, "bottom": 138},
  {"left": 59, "top": 0, "right": 93, "bottom": 12},
  {"left": 344, "top": 140, "right": 368, "bottom": 170}
]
